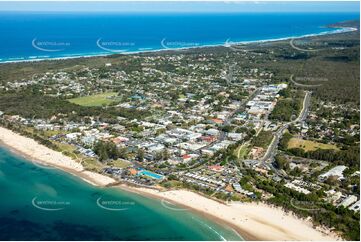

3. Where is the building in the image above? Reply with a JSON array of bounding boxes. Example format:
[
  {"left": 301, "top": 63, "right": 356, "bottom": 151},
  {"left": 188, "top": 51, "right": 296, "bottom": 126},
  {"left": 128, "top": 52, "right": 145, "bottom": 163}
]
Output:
[
  {"left": 349, "top": 201, "right": 360, "bottom": 212},
  {"left": 232, "top": 183, "right": 256, "bottom": 198},
  {"left": 324, "top": 189, "right": 343, "bottom": 205},
  {"left": 285, "top": 182, "right": 310, "bottom": 194},
  {"left": 319, "top": 165, "right": 347, "bottom": 181},
  {"left": 208, "top": 165, "right": 224, "bottom": 172},
  {"left": 338, "top": 195, "right": 358, "bottom": 208}
]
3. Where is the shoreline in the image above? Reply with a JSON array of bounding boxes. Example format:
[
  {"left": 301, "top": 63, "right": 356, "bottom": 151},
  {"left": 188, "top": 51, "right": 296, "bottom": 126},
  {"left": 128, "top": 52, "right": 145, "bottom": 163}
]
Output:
[
  {"left": 0, "top": 26, "right": 357, "bottom": 64},
  {"left": 0, "top": 126, "right": 342, "bottom": 241},
  {"left": 0, "top": 127, "right": 115, "bottom": 187}
]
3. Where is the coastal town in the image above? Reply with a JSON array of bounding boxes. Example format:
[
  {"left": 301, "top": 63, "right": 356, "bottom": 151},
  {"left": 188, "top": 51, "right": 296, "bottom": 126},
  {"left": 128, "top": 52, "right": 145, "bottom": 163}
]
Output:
[{"left": 0, "top": 22, "right": 359, "bottom": 240}]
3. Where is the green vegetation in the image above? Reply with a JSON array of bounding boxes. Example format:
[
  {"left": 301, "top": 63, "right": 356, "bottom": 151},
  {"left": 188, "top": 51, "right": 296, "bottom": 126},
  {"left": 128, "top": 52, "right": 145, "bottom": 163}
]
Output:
[
  {"left": 107, "top": 159, "right": 132, "bottom": 168},
  {"left": 274, "top": 154, "right": 289, "bottom": 170},
  {"left": 252, "top": 130, "right": 273, "bottom": 148},
  {"left": 0, "top": 91, "right": 150, "bottom": 120},
  {"left": 68, "top": 92, "right": 118, "bottom": 107},
  {"left": 0, "top": 21, "right": 358, "bottom": 241},
  {"left": 93, "top": 141, "right": 127, "bottom": 161},
  {"left": 288, "top": 146, "right": 359, "bottom": 168},
  {"left": 234, "top": 144, "right": 250, "bottom": 160},
  {"left": 0, "top": 121, "right": 103, "bottom": 171},
  {"left": 280, "top": 132, "right": 359, "bottom": 168},
  {"left": 256, "top": 179, "right": 360, "bottom": 241},
  {"left": 269, "top": 91, "right": 303, "bottom": 121},
  {"left": 287, "top": 137, "right": 339, "bottom": 152}
]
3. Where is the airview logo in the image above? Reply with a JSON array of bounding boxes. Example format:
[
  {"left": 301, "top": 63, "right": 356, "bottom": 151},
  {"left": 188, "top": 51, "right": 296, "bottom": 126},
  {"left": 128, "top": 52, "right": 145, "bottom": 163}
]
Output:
[
  {"left": 32, "top": 38, "right": 70, "bottom": 52},
  {"left": 96, "top": 38, "right": 135, "bottom": 53},
  {"left": 160, "top": 38, "right": 200, "bottom": 50},
  {"left": 32, "top": 197, "right": 70, "bottom": 211},
  {"left": 96, "top": 197, "right": 135, "bottom": 211},
  {"left": 160, "top": 198, "right": 188, "bottom": 211},
  {"left": 224, "top": 38, "right": 246, "bottom": 52}
]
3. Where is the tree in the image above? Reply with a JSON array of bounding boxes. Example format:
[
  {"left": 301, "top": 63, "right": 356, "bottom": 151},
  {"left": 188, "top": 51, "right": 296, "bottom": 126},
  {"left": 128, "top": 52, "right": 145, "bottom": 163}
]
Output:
[
  {"left": 274, "top": 155, "right": 289, "bottom": 170},
  {"left": 137, "top": 149, "right": 145, "bottom": 162}
]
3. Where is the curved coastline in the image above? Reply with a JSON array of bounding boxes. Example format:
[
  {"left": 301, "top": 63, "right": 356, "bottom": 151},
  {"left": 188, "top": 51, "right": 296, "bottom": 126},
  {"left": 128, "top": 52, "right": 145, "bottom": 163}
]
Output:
[
  {"left": 0, "top": 26, "right": 357, "bottom": 64},
  {"left": 0, "top": 126, "right": 342, "bottom": 241}
]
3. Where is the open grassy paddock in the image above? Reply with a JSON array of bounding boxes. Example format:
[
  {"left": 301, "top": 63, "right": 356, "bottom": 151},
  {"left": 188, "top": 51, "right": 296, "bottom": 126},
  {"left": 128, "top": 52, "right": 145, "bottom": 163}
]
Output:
[
  {"left": 287, "top": 137, "right": 339, "bottom": 152},
  {"left": 68, "top": 92, "right": 118, "bottom": 107}
]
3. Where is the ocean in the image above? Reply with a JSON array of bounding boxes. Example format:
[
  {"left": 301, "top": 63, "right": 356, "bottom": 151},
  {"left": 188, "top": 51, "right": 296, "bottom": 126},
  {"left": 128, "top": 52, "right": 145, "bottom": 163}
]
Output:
[
  {"left": 0, "top": 12, "right": 359, "bottom": 62},
  {"left": 0, "top": 146, "right": 242, "bottom": 240},
  {"left": 0, "top": 11, "right": 359, "bottom": 240}
]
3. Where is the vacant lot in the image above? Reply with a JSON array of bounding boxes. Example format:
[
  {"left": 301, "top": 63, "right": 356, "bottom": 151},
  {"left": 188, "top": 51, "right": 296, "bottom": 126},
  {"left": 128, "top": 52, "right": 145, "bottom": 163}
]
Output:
[
  {"left": 68, "top": 92, "right": 117, "bottom": 106},
  {"left": 287, "top": 137, "right": 339, "bottom": 152}
]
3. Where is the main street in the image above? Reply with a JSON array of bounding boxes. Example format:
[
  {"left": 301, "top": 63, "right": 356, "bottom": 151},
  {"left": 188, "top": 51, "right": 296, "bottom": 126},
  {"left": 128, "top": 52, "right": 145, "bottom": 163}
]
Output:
[{"left": 259, "top": 91, "right": 311, "bottom": 175}]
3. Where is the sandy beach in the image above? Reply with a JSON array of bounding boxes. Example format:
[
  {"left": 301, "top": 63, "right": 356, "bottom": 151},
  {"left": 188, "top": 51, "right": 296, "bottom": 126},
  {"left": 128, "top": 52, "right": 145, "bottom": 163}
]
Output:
[
  {"left": 0, "top": 126, "right": 341, "bottom": 241},
  {"left": 0, "top": 127, "right": 115, "bottom": 187},
  {"left": 121, "top": 186, "right": 342, "bottom": 241}
]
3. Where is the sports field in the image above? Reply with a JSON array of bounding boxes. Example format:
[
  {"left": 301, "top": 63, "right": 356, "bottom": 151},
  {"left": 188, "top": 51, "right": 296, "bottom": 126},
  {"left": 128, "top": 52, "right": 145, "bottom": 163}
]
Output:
[{"left": 68, "top": 92, "right": 117, "bottom": 106}]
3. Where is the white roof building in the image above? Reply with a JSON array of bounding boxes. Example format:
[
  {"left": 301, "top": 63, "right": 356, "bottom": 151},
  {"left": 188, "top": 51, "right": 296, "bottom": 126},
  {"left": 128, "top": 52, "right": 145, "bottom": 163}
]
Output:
[
  {"left": 205, "top": 128, "right": 220, "bottom": 136},
  {"left": 178, "top": 142, "right": 206, "bottom": 151},
  {"left": 66, "top": 132, "right": 81, "bottom": 140},
  {"left": 324, "top": 190, "right": 343, "bottom": 205},
  {"left": 338, "top": 195, "right": 358, "bottom": 208},
  {"left": 319, "top": 165, "right": 347, "bottom": 181},
  {"left": 147, "top": 143, "right": 165, "bottom": 153},
  {"left": 285, "top": 182, "right": 310, "bottom": 194},
  {"left": 349, "top": 201, "right": 360, "bottom": 212},
  {"left": 228, "top": 133, "right": 244, "bottom": 141}
]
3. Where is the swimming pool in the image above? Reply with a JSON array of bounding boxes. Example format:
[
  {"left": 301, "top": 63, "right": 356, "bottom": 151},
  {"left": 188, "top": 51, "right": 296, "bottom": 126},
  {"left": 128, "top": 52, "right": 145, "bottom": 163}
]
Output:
[{"left": 138, "top": 170, "right": 164, "bottom": 180}]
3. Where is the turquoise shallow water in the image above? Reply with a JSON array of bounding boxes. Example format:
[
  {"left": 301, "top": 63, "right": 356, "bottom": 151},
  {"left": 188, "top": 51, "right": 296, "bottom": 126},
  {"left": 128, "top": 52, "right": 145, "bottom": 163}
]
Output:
[{"left": 0, "top": 146, "right": 242, "bottom": 240}]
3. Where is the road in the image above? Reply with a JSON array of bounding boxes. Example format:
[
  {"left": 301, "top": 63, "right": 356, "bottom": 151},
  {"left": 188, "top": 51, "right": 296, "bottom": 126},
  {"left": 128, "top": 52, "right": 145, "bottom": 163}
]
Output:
[
  {"left": 259, "top": 91, "right": 311, "bottom": 170},
  {"left": 212, "top": 88, "right": 261, "bottom": 146},
  {"left": 297, "top": 90, "right": 311, "bottom": 122},
  {"left": 188, "top": 88, "right": 261, "bottom": 172},
  {"left": 189, "top": 88, "right": 311, "bottom": 174}
]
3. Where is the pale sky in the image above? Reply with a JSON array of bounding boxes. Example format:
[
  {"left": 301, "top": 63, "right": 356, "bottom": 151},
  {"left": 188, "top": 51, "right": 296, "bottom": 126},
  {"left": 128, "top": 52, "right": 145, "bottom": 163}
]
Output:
[{"left": 0, "top": 1, "right": 359, "bottom": 13}]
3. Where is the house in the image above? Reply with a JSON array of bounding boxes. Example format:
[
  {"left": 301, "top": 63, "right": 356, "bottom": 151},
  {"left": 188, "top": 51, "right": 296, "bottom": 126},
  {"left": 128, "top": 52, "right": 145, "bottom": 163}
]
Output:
[
  {"left": 182, "top": 154, "right": 199, "bottom": 162},
  {"left": 210, "top": 118, "right": 224, "bottom": 125},
  {"left": 250, "top": 147, "right": 264, "bottom": 159},
  {"left": 199, "top": 135, "right": 216, "bottom": 143},
  {"left": 147, "top": 143, "right": 165, "bottom": 153},
  {"left": 178, "top": 142, "right": 205, "bottom": 151},
  {"left": 81, "top": 135, "right": 97, "bottom": 146},
  {"left": 66, "top": 132, "right": 81, "bottom": 140},
  {"left": 228, "top": 133, "right": 243, "bottom": 141},
  {"left": 112, "top": 136, "right": 129, "bottom": 144},
  {"left": 208, "top": 165, "right": 224, "bottom": 172},
  {"left": 201, "top": 149, "right": 214, "bottom": 156},
  {"left": 205, "top": 128, "right": 220, "bottom": 136},
  {"left": 325, "top": 190, "right": 344, "bottom": 205}
]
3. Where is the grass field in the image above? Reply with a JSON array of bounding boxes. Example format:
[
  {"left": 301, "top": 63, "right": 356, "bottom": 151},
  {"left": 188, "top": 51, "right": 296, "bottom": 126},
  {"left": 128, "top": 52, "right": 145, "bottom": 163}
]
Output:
[
  {"left": 287, "top": 137, "right": 339, "bottom": 152},
  {"left": 234, "top": 143, "right": 250, "bottom": 160},
  {"left": 55, "top": 141, "right": 102, "bottom": 171},
  {"left": 68, "top": 92, "right": 118, "bottom": 107},
  {"left": 107, "top": 159, "right": 132, "bottom": 168}
]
